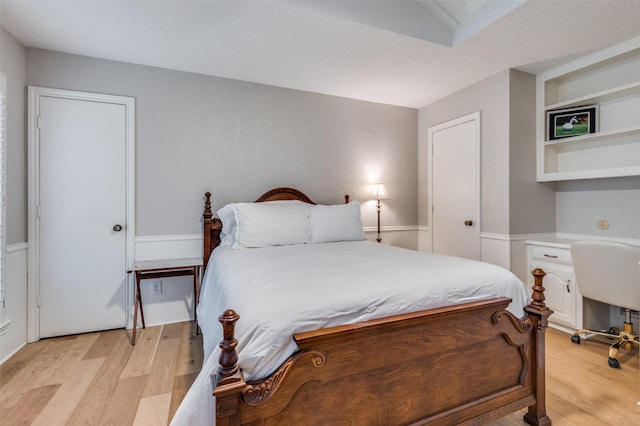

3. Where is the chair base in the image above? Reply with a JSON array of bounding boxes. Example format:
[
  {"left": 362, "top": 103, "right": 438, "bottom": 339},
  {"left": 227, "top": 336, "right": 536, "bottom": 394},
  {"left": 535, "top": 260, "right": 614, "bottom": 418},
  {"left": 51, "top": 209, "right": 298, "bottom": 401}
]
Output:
[{"left": 571, "top": 322, "right": 639, "bottom": 368}]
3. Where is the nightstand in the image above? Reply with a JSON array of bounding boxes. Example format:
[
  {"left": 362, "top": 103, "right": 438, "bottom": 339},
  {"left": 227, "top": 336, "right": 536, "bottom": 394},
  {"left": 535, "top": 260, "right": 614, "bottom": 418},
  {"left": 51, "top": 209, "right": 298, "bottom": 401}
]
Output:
[{"left": 127, "top": 257, "right": 202, "bottom": 345}]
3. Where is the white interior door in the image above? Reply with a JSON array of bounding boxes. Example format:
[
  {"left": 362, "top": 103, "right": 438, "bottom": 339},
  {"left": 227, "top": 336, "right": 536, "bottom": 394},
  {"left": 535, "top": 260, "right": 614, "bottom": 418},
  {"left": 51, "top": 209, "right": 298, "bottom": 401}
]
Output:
[
  {"left": 429, "top": 112, "right": 480, "bottom": 260},
  {"left": 36, "top": 93, "right": 129, "bottom": 337}
]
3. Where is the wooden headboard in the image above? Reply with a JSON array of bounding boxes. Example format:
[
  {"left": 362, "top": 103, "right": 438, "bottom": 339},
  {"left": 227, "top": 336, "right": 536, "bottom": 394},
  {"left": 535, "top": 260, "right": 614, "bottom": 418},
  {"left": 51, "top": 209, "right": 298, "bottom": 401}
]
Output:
[{"left": 202, "top": 187, "right": 349, "bottom": 270}]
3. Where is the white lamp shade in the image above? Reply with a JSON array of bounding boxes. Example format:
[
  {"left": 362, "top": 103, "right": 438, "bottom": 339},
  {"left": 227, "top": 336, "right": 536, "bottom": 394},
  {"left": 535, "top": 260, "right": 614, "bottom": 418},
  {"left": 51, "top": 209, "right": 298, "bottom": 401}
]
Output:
[{"left": 370, "top": 183, "right": 390, "bottom": 201}]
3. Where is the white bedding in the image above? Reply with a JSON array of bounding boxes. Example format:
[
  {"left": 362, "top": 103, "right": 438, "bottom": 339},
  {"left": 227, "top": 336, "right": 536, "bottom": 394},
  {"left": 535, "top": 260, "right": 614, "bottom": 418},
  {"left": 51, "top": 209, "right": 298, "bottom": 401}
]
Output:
[{"left": 171, "top": 241, "right": 530, "bottom": 425}]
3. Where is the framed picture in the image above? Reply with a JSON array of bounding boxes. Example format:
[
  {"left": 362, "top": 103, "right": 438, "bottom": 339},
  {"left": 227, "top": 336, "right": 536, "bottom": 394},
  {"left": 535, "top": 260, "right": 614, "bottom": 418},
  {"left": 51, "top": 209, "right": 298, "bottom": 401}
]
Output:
[{"left": 547, "top": 105, "right": 598, "bottom": 141}]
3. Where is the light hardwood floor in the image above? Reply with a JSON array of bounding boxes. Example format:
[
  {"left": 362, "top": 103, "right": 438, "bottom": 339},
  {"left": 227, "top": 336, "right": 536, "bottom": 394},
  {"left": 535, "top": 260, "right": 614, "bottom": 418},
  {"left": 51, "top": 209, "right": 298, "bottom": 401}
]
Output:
[
  {"left": 491, "top": 327, "right": 639, "bottom": 426},
  {"left": 0, "top": 324, "right": 638, "bottom": 425},
  {"left": 0, "top": 322, "right": 202, "bottom": 425}
]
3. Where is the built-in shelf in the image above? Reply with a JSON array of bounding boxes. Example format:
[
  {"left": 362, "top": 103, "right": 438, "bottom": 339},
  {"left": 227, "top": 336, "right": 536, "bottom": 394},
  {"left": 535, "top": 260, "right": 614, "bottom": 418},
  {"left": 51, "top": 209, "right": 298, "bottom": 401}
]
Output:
[
  {"left": 544, "top": 82, "right": 640, "bottom": 111},
  {"left": 543, "top": 125, "right": 640, "bottom": 146},
  {"left": 537, "top": 36, "right": 640, "bottom": 182}
]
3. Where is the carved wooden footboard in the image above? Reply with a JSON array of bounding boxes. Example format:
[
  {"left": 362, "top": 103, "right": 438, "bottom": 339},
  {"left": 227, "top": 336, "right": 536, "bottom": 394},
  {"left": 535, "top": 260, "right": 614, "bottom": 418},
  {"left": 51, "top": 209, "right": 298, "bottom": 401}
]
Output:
[{"left": 212, "top": 269, "right": 552, "bottom": 426}]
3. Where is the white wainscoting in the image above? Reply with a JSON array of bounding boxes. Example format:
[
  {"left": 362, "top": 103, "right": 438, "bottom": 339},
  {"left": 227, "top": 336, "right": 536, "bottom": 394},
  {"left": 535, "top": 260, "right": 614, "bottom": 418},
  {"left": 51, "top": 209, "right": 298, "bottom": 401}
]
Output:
[
  {"left": 480, "top": 233, "right": 512, "bottom": 270},
  {"left": 418, "top": 230, "right": 513, "bottom": 268},
  {"left": 130, "top": 235, "right": 203, "bottom": 328},
  {"left": 1, "top": 243, "right": 29, "bottom": 365},
  {"left": 419, "top": 229, "right": 557, "bottom": 282},
  {"left": 417, "top": 226, "right": 431, "bottom": 252},
  {"left": 481, "top": 233, "right": 557, "bottom": 283},
  {"left": 363, "top": 225, "right": 419, "bottom": 250},
  {"left": 134, "top": 234, "right": 203, "bottom": 261}
]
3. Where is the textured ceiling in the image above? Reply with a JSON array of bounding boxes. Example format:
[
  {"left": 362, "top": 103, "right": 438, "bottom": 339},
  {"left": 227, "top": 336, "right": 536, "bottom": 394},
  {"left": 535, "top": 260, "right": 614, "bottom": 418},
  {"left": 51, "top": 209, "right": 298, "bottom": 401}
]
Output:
[{"left": 2, "top": 0, "right": 640, "bottom": 108}]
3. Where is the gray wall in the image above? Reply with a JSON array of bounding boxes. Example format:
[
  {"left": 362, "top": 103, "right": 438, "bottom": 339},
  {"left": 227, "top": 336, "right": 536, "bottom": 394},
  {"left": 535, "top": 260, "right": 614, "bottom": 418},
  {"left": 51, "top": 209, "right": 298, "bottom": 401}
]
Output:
[
  {"left": 1, "top": 27, "right": 27, "bottom": 245},
  {"left": 418, "top": 69, "right": 556, "bottom": 237},
  {"left": 508, "top": 70, "right": 556, "bottom": 235},
  {"left": 13, "top": 42, "right": 636, "bottom": 251},
  {"left": 556, "top": 178, "right": 640, "bottom": 239},
  {"left": 26, "top": 48, "right": 418, "bottom": 238},
  {"left": 418, "top": 70, "right": 512, "bottom": 234}
]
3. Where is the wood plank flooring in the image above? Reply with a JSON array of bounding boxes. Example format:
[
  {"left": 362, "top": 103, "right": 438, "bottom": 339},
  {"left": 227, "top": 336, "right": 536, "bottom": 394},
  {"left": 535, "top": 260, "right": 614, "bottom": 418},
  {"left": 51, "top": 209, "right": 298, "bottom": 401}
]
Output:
[
  {"left": 0, "top": 324, "right": 637, "bottom": 425},
  {"left": 0, "top": 322, "right": 202, "bottom": 425},
  {"left": 490, "top": 328, "right": 639, "bottom": 426}
]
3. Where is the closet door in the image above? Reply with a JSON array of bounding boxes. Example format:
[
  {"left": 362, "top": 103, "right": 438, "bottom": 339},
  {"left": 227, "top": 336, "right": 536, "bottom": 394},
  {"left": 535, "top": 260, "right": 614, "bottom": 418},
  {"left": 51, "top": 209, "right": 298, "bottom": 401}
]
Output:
[
  {"left": 429, "top": 112, "right": 480, "bottom": 260},
  {"left": 31, "top": 88, "right": 134, "bottom": 338}
]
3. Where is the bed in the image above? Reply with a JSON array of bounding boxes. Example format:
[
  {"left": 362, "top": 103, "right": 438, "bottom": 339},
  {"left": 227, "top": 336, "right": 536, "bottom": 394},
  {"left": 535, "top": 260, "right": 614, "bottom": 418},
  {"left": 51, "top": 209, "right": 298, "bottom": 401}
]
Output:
[{"left": 171, "top": 187, "right": 552, "bottom": 426}]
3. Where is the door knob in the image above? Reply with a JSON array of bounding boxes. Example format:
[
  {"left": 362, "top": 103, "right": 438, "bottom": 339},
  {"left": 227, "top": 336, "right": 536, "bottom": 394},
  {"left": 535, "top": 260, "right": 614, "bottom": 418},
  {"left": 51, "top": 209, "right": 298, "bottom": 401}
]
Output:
[
  {"left": 464, "top": 220, "right": 473, "bottom": 227},
  {"left": 113, "top": 224, "right": 123, "bottom": 232}
]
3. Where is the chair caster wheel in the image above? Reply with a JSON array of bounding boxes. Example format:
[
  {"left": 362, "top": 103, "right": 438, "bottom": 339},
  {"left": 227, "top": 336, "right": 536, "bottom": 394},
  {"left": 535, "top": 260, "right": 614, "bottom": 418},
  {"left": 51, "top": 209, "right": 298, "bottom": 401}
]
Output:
[
  {"left": 571, "top": 335, "right": 581, "bottom": 344},
  {"left": 608, "top": 357, "right": 620, "bottom": 368}
]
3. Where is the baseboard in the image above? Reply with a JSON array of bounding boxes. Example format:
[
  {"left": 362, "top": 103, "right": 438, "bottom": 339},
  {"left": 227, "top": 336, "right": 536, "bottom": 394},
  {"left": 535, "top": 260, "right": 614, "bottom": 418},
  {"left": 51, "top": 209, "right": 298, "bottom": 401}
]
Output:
[{"left": 0, "top": 341, "right": 27, "bottom": 366}]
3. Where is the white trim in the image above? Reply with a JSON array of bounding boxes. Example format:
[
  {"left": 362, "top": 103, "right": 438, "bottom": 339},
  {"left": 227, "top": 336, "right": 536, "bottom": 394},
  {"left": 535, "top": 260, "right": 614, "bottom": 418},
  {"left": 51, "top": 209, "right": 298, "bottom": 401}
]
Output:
[
  {"left": 417, "top": 226, "right": 432, "bottom": 252},
  {"left": 0, "top": 319, "right": 12, "bottom": 337},
  {"left": 27, "top": 87, "right": 135, "bottom": 342},
  {"left": 479, "top": 235, "right": 511, "bottom": 269},
  {"left": 522, "top": 232, "right": 640, "bottom": 248},
  {"left": 0, "top": 71, "right": 7, "bottom": 322},
  {"left": 7, "top": 242, "right": 28, "bottom": 253},
  {"left": 428, "top": 111, "right": 481, "bottom": 260},
  {"left": 2, "top": 242, "right": 28, "bottom": 364},
  {"left": 135, "top": 234, "right": 203, "bottom": 244},
  {"left": 134, "top": 234, "right": 202, "bottom": 261},
  {"left": 538, "top": 35, "right": 640, "bottom": 82},
  {"left": 479, "top": 232, "right": 558, "bottom": 242},
  {"left": 555, "top": 233, "right": 640, "bottom": 246},
  {"left": 362, "top": 225, "right": 418, "bottom": 233},
  {"left": 510, "top": 233, "right": 557, "bottom": 242},
  {"left": 479, "top": 232, "right": 510, "bottom": 241},
  {"left": 0, "top": 341, "right": 26, "bottom": 366}
]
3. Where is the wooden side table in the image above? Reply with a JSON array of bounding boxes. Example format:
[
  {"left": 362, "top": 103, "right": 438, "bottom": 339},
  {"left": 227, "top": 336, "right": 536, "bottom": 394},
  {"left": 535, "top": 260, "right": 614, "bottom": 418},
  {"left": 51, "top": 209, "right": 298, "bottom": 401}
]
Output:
[{"left": 127, "top": 257, "right": 202, "bottom": 345}]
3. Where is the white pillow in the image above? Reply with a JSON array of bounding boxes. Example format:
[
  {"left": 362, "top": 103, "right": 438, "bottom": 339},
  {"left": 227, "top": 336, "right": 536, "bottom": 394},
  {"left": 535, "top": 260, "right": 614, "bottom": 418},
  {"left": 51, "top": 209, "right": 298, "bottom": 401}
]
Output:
[
  {"left": 307, "top": 201, "right": 366, "bottom": 243},
  {"left": 217, "top": 201, "right": 309, "bottom": 249},
  {"left": 216, "top": 203, "right": 238, "bottom": 247}
]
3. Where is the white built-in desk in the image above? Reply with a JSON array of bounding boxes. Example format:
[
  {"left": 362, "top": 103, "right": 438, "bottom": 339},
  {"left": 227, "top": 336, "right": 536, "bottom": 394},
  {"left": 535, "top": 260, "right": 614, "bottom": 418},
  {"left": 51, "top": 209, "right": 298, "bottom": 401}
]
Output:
[{"left": 526, "top": 237, "right": 638, "bottom": 334}]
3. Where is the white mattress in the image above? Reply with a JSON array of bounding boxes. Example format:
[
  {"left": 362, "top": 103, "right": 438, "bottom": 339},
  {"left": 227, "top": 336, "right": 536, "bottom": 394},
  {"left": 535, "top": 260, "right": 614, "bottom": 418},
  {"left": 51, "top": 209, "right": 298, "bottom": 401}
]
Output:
[{"left": 171, "top": 241, "right": 530, "bottom": 425}]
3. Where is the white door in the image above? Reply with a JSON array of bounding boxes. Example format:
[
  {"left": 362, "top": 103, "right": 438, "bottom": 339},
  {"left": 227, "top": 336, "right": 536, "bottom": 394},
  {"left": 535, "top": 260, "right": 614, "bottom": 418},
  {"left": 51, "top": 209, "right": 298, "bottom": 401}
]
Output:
[
  {"left": 429, "top": 112, "right": 480, "bottom": 260},
  {"left": 31, "top": 89, "right": 134, "bottom": 338}
]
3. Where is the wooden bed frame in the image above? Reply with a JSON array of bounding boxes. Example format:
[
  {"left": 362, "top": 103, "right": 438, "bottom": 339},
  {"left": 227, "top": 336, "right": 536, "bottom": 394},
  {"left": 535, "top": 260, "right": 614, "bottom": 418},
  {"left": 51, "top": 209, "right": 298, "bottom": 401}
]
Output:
[{"left": 202, "top": 188, "right": 552, "bottom": 426}]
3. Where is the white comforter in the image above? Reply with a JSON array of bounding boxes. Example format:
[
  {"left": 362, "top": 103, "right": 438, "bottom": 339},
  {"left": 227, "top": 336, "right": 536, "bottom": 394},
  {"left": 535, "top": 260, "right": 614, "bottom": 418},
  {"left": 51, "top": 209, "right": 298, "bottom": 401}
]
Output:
[{"left": 171, "top": 241, "right": 530, "bottom": 425}]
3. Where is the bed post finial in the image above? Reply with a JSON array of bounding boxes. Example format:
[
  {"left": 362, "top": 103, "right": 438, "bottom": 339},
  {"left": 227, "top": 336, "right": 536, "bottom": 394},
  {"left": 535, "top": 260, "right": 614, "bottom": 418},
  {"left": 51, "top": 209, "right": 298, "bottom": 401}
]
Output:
[
  {"left": 344, "top": 194, "right": 350, "bottom": 204},
  {"left": 217, "top": 309, "right": 241, "bottom": 382},
  {"left": 204, "top": 192, "right": 212, "bottom": 215},
  {"left": 214, "top": 309, "right": 245, "bottom": 424},
  {"left": 529, "top": 268, "right": 548, "bottom": 310},
  {"left": 203, "top": 192, "right": 214, "bottom": 271}
]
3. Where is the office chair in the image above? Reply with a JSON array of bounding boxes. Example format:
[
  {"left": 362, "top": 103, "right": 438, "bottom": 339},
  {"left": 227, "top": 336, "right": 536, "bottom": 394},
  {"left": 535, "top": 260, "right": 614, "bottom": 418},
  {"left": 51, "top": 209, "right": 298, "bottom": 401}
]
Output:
[{"left": 570, "top": 240, "right": 640, "bottom": 368}]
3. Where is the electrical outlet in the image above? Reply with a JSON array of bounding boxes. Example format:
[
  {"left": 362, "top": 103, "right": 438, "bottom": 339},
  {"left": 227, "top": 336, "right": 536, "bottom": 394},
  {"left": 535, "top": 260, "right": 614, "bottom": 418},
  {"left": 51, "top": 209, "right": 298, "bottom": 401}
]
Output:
[{"left": 151, "top": 280, "right": 162, "bottom": 296}]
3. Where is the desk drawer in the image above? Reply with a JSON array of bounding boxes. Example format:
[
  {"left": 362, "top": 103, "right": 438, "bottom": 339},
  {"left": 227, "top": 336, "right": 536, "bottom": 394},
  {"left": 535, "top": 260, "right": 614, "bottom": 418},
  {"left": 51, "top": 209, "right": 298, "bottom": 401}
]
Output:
[{"left": 529, "top": 245, "right": 572, "bottom": 264}]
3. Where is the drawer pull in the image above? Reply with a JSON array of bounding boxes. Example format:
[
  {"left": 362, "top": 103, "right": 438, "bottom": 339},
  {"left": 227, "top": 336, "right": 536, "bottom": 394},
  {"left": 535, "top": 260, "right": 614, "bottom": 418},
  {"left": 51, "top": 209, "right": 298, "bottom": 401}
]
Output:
[
  {"left": 543, "top": 254, "right": 558, "bottom": 259},
  {"left": 566, "top": 279, "right": 571, "bottom": 293}
]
